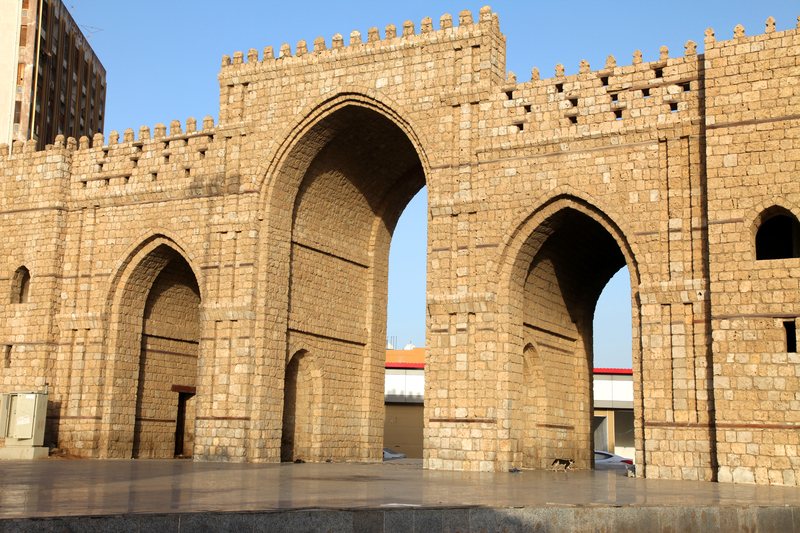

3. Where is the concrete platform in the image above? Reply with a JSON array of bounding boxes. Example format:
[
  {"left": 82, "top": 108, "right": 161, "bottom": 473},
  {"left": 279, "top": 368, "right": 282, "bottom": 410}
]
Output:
[
  {"left": 0, "top": 446, "right": 48, "bottom": 460},
  {"left": 0, "top": 458, "right": 799, "bottom": 532}
]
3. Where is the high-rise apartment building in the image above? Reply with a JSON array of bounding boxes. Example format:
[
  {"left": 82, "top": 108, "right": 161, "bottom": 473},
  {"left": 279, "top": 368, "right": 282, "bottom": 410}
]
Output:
[{"left": 0, "top": 0, "right": 106, "bottom": 149}]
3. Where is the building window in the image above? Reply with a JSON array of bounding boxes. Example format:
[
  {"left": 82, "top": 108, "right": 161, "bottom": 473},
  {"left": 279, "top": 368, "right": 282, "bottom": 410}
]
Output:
[
  {"left": 11, "top": 267, "right": 30, "bottom": 304},
  {"left": 19, "top": 25, "right": 27, "bottom": 46},
  {"left": 755, "top": 209, "right": 800, "bottom": 260},
  {"left": 784, "top": 321, "right": 797, "bottom": 353},
  {"left": 13, "top": 101, "right": 22, "bottom": 129}
]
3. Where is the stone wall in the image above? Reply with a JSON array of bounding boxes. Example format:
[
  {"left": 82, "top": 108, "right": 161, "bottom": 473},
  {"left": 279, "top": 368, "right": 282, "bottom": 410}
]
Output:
[
  {"left": 703, "top": 19, "right": 800, "bottom": 485},
  {"left": 0, "top": 7, "right": 798, "bottom": 486}
]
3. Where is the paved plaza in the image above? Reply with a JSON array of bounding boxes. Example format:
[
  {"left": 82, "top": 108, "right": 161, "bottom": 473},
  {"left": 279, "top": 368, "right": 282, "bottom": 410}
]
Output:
[{"left": 0, "top": 459, "right": 799, "bottom": 531}]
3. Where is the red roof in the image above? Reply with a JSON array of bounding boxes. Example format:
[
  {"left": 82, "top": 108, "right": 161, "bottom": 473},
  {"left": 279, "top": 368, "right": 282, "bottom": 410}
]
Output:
[
  {"left": 593, "top": 368, "right": 633, "bottom": 375},
  {"left": 385, "top": 362, "right": 425, "bottom": 369}
]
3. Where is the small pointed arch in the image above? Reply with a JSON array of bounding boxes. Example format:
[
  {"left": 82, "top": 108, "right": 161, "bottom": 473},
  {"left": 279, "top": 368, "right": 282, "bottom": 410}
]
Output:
[
  {"left": 521, "top": 342, "right": 546, "bottom": 410},
  {"left": 281, "top": 349, "right": 322, "bottom": 462},
  {"left": 523, "top": 342, "right": 544, "bottom": 377},
  {"left": 754, "top": 206, "right": 800, "bottom": 260},
  {"left": 11, "top": 266, "right": 30, "bottom": 304},
  {"left": 520, "top": 342, "right": 548, "bottom": 468},
  {"left": 103, "top": 230, "right": 206, "bottom": 311}
]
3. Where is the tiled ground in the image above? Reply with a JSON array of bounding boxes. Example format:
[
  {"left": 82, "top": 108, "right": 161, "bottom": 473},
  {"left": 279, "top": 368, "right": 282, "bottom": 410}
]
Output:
[{"left": 0, "top": 458, "right": 798, "bottom": 519}]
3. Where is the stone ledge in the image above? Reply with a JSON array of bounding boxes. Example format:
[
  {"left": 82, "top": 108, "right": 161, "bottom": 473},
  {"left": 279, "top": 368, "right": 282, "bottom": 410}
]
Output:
[{"left": 1, "top": 505, "right": 797, "bottom": 533}]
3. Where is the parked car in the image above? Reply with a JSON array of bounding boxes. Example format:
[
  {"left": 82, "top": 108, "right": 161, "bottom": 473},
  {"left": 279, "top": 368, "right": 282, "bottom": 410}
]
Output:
[
  {"left": 383, "top": 448, "right": 406, "bottom": 459},
  {"left": 594, "top": 450, "right": 633, "bottom": 472}
]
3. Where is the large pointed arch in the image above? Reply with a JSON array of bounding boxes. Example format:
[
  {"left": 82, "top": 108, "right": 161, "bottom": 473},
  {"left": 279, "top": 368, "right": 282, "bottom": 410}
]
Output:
[
  {"left": 494, "top": 193, "right": 643, "bottom": 471},
  {"left": 249, "top": 91, "right": 431, "bottom": 462},
  {"left": 255, "top": 87, "right": 433, "bottom": 201}
]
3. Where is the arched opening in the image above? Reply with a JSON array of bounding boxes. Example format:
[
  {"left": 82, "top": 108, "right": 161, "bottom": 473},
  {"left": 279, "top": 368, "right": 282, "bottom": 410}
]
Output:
[
  {"left": 130, "top": 252, "right": 200, "bottom": 458},
  {"left": 276, "top": 102, "right": 426, "bottom": 461},
  {"left": 281, "top": 350, "right": 318, "bottom": 462},
  {"left": 520, "top": 343, "right": 546, "bottom": 468},
  {"left": 101, "top": 240, "right": 203, "bottom": 459},
  {"left": 755, "top": 209, "right": 800, "bottom": 260},
  {"left": 514, "top": 204, "right": 634, "bottom": 470},
  {"left": 383, "top": 186, "right": 427, "bottom": 459},
  {"left": 11, "top": 266, "right": 30, "bottom": 304},
  {"left": 592, "top": 266, "right": 635, "bottom": 463}
]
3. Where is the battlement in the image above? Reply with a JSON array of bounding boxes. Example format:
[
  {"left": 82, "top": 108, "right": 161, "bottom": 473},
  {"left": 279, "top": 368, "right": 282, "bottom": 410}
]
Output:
[
  {"left": 479, "top": 13, "right": 800, "bottom": 146},
  {"left": 704, "top": 13, "right": 800, "bottom": 49},
  {"left": 485, "top": 39, "right": 702, "bottom": 142},
  {"left": 507, "top": 13, "right": 799, "bottom": 90},
  {"left": 0, "top": 116, "right": 216, "bottom": 161},
  {"left": 0, "top": 115, "right": 224, "bottom": 210},
  {"left": 218, "top": 6, "right": 500, "bottom": 76}
]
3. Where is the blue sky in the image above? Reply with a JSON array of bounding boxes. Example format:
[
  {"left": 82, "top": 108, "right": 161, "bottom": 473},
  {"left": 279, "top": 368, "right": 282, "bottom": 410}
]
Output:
[{"left": 72, "top": 1, "right": 797, "bottom": 367}]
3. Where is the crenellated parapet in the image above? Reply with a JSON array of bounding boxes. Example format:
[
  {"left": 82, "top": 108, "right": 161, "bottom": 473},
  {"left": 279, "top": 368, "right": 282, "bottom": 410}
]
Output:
[
  {"left": 702, "top": 15, "right": 800, "bottom": 126},
  {"left": 0, "top": 116, "right": 226, "bottom": 208},
  {"left": 219, "top": 7, "right": 496, "bottom": 73},
  {"left": 215, "top": 7, "right": 506, "bottom": 126},
  {"left": 480, "top": 14, "right": 799, "bottom": 153},
  {"left": 0, "top": 116, "right": 216, "bottom": 160},
  {"left": 481, "top": 41, "right": 702, "bottom": 151}
]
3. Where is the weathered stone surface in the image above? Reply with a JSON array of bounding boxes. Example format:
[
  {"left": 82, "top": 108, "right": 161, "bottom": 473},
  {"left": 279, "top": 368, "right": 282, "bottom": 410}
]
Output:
[{"left": 4, "top": 507, "right": 800, "bottom": 533}]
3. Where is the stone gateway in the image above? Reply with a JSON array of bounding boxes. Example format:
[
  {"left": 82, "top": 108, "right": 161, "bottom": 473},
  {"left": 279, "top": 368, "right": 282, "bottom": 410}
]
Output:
[{"left": 0, "top": 7, "right": 799, "bottom": 486}]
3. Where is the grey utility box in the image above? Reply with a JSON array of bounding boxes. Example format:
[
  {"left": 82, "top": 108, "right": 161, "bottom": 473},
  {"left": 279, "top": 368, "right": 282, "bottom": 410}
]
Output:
[{"left": 0, "top": 390, "right": 49, "bottom": 459}]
